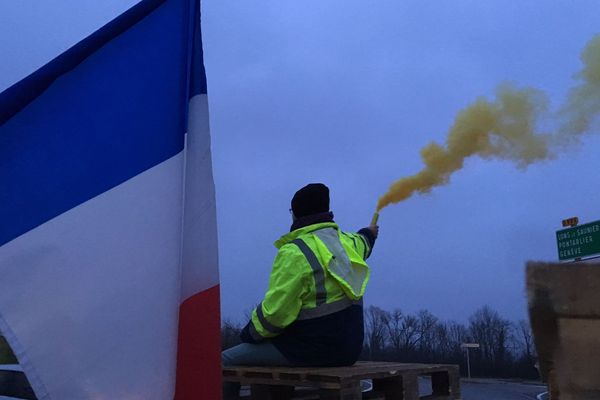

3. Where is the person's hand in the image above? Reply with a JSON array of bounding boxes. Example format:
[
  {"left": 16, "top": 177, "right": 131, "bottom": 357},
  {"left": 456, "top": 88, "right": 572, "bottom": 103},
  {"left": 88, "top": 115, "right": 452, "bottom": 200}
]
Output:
[{"left": 368, "top": 224, "right": 379, "bottom": 239}]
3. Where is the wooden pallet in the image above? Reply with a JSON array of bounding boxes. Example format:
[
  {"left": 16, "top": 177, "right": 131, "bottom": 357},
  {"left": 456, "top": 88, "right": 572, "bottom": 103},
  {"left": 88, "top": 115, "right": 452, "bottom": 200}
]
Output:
[
  {"left": 223, "top": 361, "right": 461, "bottom": 399},
  {"left": 527, "top": 262, "right": 600, "bottom": 399}
]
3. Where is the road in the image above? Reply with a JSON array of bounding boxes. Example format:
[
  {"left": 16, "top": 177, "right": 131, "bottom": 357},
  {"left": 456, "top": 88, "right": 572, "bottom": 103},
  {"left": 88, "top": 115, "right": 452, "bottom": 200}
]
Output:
[
  {"left": 1, "top": 364, "right": 548, "bottom": 400},
  {"left": 460, "top": 380, "right": 547, "bottom": 400},
  {"left": 418, "top": 377, "right": 547, "bottom": 400}
]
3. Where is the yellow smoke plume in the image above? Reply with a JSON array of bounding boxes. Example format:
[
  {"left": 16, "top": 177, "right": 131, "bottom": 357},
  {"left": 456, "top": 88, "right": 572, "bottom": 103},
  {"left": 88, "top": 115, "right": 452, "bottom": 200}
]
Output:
[{"left": 376, "top": 34, "right": 600, "bottom": 212}]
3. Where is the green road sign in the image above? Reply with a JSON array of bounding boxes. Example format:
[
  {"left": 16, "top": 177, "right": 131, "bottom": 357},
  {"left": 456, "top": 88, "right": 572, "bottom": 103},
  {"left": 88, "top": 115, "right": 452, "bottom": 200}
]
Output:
[{"left": 556, "top": 220, "right": 600, "bottom": 261}]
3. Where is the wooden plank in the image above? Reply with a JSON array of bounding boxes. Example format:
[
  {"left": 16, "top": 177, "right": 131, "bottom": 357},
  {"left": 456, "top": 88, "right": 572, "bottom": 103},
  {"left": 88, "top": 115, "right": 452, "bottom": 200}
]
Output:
[
  {"left": 224, "top": 375, "right": 341, "bottom": 390},
  {"left": 279, "top": 372, "right": 308, "bottom": 382},
  {"left": 318, "top": 380, "right": 362, "bottom": 400},
  {"left": 447, "top": 367, "right": 461, "bottom": 399},
  {"left": 224, "top": 361, "right": 455, "bottom": 374},
  {"left": 401, "top": 373, "right": 419, "bottom": 400},
  {"left": 223, "top": 362, "right": 457, "bottom": 382}
]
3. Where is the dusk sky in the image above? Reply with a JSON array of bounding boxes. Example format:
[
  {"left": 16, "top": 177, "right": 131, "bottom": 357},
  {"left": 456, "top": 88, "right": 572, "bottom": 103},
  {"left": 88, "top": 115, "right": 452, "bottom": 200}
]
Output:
[{"left": 2, "top": 1, "right": 599, "bottom": 324}]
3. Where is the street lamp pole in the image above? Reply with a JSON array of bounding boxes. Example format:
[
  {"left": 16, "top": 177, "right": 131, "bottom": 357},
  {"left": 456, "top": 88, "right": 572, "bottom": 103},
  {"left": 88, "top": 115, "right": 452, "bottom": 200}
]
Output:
[
  {"left": 466, "top": 347, "right": 471, "bottom": 379},
  {"left": 461, "top": 343, "right": 480, "bottom": 379}
]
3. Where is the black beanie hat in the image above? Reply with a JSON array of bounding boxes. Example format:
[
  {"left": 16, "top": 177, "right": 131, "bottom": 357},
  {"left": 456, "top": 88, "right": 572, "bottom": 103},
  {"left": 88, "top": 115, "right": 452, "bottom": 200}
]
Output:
[{"left": 291, "top": 183, "right": 330, "bottom": 218}]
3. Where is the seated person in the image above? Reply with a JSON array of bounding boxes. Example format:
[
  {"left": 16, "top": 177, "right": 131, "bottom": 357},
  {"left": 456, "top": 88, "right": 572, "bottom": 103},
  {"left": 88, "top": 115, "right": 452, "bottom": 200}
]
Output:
[{"left": 222, "top": 183, "right": 378, "bottom": 372}]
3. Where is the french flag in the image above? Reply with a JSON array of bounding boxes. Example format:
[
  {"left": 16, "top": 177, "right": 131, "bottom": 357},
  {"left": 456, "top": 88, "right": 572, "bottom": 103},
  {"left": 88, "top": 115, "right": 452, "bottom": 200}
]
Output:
[{"left": 0, "top": 0, "right": 221, "bottom": 399}]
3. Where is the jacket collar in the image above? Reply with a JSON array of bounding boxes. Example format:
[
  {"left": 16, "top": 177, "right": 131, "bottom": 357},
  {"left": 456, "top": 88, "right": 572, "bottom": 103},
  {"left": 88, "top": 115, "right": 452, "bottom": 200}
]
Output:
[
  {"left": 274, "top": 222, "right": 339, "bottom": 249},
  {"left": 290, "top": 211, "right": 334, "bottom": 232}
]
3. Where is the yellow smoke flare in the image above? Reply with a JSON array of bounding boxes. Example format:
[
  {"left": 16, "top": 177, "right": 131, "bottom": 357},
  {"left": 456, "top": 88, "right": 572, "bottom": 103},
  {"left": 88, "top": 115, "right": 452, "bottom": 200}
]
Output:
[{"left": 376, "top": 34, "right": 600, "bottom": 212}]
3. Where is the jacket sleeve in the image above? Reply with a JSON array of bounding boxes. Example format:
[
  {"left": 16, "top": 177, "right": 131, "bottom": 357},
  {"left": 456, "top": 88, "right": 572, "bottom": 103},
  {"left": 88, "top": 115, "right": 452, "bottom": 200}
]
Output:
[
  {"left": 342, "top": 229, "right": 375, "bottom": 260},
  {"left": 240, "top": 244, "right": 311, "bottom": 343}
]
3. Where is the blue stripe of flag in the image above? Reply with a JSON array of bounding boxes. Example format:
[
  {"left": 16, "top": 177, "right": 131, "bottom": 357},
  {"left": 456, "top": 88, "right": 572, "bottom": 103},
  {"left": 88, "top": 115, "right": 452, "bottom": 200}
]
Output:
[
  {"left": 0, "top": 0, "right": 203, "bottom": 246},
  {"left": 0, "top": 0, "right": 166, "bottom": 126},
  {"left": 189, "top": 1, "right": 208, "bottom": 97}
]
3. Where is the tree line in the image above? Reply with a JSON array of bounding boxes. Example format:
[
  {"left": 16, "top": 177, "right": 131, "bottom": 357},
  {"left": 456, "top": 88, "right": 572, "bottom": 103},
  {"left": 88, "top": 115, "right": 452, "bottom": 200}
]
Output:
[{"left": 222, "top": 305, "right": 538, "bottom": 380}]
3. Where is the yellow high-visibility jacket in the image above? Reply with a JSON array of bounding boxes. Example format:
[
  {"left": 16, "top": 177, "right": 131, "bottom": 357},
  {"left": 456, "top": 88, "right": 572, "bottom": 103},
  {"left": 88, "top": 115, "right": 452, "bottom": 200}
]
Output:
[{"left": 244, "top": 222, "right": 372, "bottom": 344}]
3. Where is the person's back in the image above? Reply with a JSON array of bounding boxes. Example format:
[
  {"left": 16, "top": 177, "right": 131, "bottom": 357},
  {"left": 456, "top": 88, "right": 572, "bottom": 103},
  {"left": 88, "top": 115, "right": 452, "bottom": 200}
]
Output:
[
  {"left": 222, "top": 183, "right": 379, "bottom": 371},
  {"left": 263, "top": 220, "right": 373, "bottom": 366}
]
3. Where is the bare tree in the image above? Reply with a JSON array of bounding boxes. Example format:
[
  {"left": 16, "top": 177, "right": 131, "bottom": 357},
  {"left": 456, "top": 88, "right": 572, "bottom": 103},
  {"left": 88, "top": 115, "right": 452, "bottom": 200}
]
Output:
[
  {"left": 221, "top": 319, "right": 242, "bottom": 350},
  {"left": 384, "top": 309, "right": 403, "bottom": 356},
  {"left": 364, "top": 306, "right": 389, "bottom": 359},
  {"left": 417, "top": 310, "right": 438, "bottom": 356},
  {"left": 468, "top": 306, "right": 513, "bottom": 375},
  {"left": 432, "top": 323, "right": 452, "bottom": 357},
  {"left": 447, "top": 321, "right": 469, "bottom": 350},
  {"left": 516, "top": 319, "right": 535, "bottom": 361},
  {"left": 399, "top": 314, "right": 420, "bottom": 357}
]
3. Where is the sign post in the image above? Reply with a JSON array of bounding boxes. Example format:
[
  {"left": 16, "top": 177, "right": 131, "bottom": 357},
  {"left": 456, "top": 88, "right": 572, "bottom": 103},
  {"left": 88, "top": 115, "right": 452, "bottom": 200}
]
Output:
[
  {"left": 556, "top": 219, "right": 600, "bottom": 261},
  {"left": 460, "top": 343, "right": 479, "bottom": 379}
]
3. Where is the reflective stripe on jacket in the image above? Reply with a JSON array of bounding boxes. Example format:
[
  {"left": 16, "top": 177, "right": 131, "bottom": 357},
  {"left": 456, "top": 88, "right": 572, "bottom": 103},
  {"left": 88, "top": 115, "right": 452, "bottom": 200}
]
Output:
[{"left": 248, "top": 222, "right": 371, "bottom": 341}]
